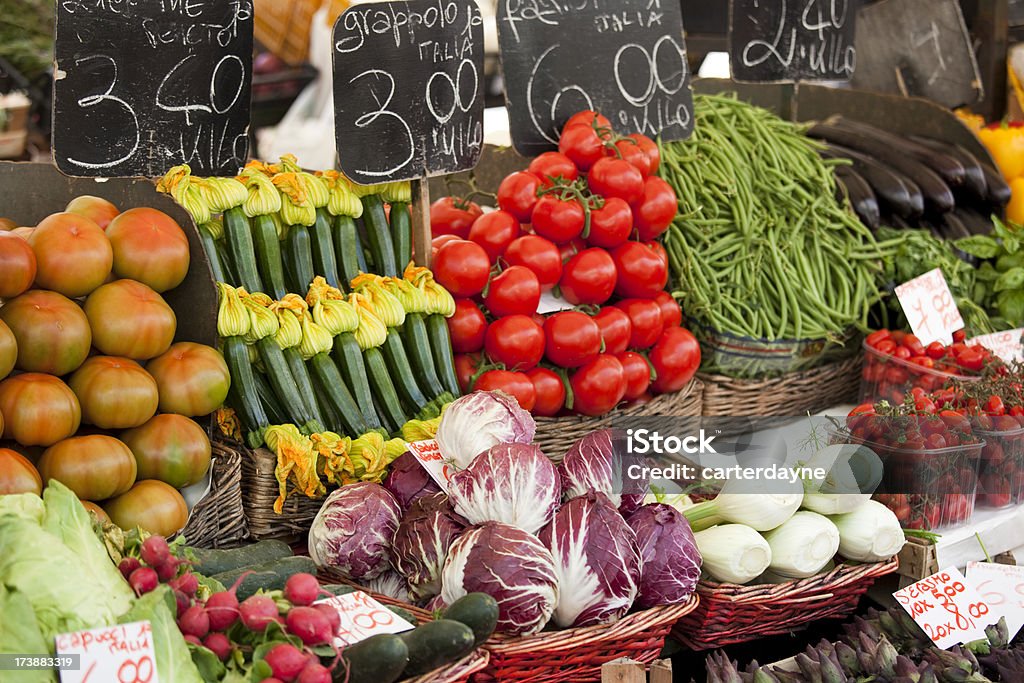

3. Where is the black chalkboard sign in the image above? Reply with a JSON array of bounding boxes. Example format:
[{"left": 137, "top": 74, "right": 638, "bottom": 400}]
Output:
[
  {"left": 52, "top": 0, "right": 253, "bottom": 178},
  {"left": 729, "top": 0, "right": 857, "bottom": 83},
  {"left": 332, "top": 0, "right": 485, "bottom": 185},
  {"left": 496, "top": 0, "right": 694, "bottom": 157}
]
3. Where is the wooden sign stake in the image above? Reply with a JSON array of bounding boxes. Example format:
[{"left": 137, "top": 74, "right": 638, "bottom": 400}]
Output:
[
  {"left": 411, "top": 179, "right": 432, "bottom": 267},
  {"left": 601, "top": 658, "right": 645, "bottom": 683}
]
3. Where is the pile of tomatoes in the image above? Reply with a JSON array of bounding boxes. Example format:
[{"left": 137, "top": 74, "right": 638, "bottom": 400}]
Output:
[{"left": 429, "top": 110, "right": 699, "bottom": 416}]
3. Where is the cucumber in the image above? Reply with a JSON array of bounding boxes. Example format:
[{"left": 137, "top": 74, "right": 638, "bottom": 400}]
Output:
[
  {"left": 336, "top": 634, "right": 408, "bottom": 683},
  {"left": 332, "top": 332, "right": 382, "bottom": 429},
  {"left": 401, "top": 314, "right": 446, "bottom": 399},
  {"left": 286, "top": 224, "right": 316, "bottom": 294},
  {"left": 389, "top": 201, "right": 412, "bottom": 269},
  {"left": 209, "top": 555, "right": 316, "bottom": 601},
  {"left": 223, "top": 207, "right": 264, "bottom": 293},
  {"left": 321, "top": 584, "right": 358, "bottom": 597},
  {"left": 308, "top": 353, "right": 368, "bottom": 436},
  {"left": 333, "top": 215, "right": 364, "bottom": 288},
  {"left": 251, "top": 214, "right": 288, "bottom": 299},
  {"left": 425, "top": 314, "right": 461, "bottom": 396},
  {"left": 187, "top": 540, "right": 293, "bottom": 576},
  {"left": 364, "top": 347, "right": 409, "bottom": 430},
  {"left": 361, "top": 194, "right": 398, "bottom": 277},
  {"left": 400, "top": 620, "right": 476, "bottom": 677},
  {"left": 312, "top": 208, "right": 341, "bottom": 288},
  {"left": 387, "top": 605, "right": 418, "bottom": 626},
  {"left": 442, "top": 593, "right": 499, "bottom": 647},
  {"left": 381, "top": 329, "right": 428, "bottom": 411}
]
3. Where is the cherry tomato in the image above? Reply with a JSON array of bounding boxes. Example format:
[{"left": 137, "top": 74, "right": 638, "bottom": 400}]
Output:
[
  {"left": 985, "top": 395, "right": 1006, "bottom": 416},
  {"left": 558, "top": 237, "right": 586, "bottom": 263},
  {"left": 617, "top": 351, "right": 651, "bottom": 400},
  {"left": 504, "top": 235, "right": 562, "bottom": 291},
  {"left": 952, "top": 329, "right": 966, "bottom": 343},
  {"left": 632, "top": 176, "right": 678, "bottom": 241},
  {"left": 613, "top": 138, "right": 654, "bottom": 177},
  {"left": 866, "top": 329, "right": 891, "bottom": 348},
  {"left": 526, "top": 367, "right": 566, "bottom": 417},
  {"left": 903, "top": 334, "right": 925, "bottom": 356},
  {"left": 473, "top": 370, "right": 536, "bottom": 411},
  {"left": 654, "top": 291, "right": 682, "bottom": 331},
  {"left": 611, "top": 241, "right": 668, "bottom": 299},
  {"left": 559, "top": 248, "right": 617, "bottom": 305},
  {"left": 544, "top": 311, "right": 601, "bottom": 368},
  {"left": 586, "top": 197, "right": 633, "bottom": 249},
  {"left": 431, "top": 233, "right": 462, "bottom": 260},
  {"left": 626, "top": 133, "right": 660, "bottom": 174},
  {"left": 558, "top": 124, "right": 608, "bottom": 171},
  {"left": 497, "top": 172, "right": 543, "bottom": 223},
  {"left": 939, "top": 410, "right": 971, "bottom": 434},
  {"left": 454, "top": 353, "right": 482, "bottom": 393},
  {"left": 484, "top": 266, "right": 540, "bottom": 318},
  {"left": 587, "top": 157, "right": 644, "bottom": 204},
  {"left": 925, "top": 341, "right": 946, "bottom": 360},
  {"left": 569, "top": 354, "right": 625, "bottom": 416},
  {"left": 956, "top": 347, "right": 986, "bottom": 372},
  {"left": 430, "top": 197, "right": 482, "bottom": 238},
  {"left": 532, "top": 196, "right": 586, "bottom": 244},
  {"left": 484, "top": 315, "right": 545, "bottom": 371},
  {"left": 528, "top": 152, "right": 579, "bottom": 187},
  {"left": 894, "top": 346, "right": 912, "bottom": 360},
  {"left": 875, "top": 339, "right": 897, "bottom": 356},
  {"left": 447, "top": 299, "right": 488, "bottom": 353},
  {"left": 649, "top": 327, "right": 700, "bottom": 393},
  {"left": 468, "top": 210, "right": 521, "bottom": 262},
  {"left": 594, "top": 306, "right": 632, "bottom": 355},
  {"left": 614, "top": 299, "right": 663, "bottom": 349},
  {"left": 433, "top": 240, "right": 490, "bottom": 297},
  {"left": 563, "top": 110, "right": 611, "bottom": 131}
]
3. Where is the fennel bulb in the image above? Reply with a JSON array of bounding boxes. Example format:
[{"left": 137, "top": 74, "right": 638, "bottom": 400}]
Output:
[
  {"left": 694, "top": 525, "right": 771, "bottom": 585},
  {"left": 682, "top": 476, "right": 802, "bottom": 532},
  {"left": 800, "top": 444, "right": 881, "bottom": 515},
  {"left": 831, "top": 500, "right": 906, "bottom": 562},
  {"left": 763, "top": 511, "right": 840, "bottom": 579}
]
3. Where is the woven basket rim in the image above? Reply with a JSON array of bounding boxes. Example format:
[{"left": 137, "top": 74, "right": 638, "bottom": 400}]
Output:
[
  {"left": 697, "top": 353, "right": 862, "bottom": 387},
  {"left": 406, "top": 648, "right": 490, "bottom": 683},
  {"left": 533, "top": 378, "right": 704, "bottom": 427},
  {"left": 693, "top": 557, "right": 898, "bottom": 603}
]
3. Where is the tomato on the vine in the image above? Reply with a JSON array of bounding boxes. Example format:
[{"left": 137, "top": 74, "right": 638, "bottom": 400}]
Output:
[
  {"left": 532, "top": 196, "right": 586, "bottom": 244},
  {"left": 431, "top": 234, "right": 462, "bottom": 260},
  {"left": 447, "top": 299, "right": 488, "bottom": 353},
  {"left": 526, "top": 367, "right": 566, "bottom": 417},
  {"left": 612, "top": 138, "right": 654, "bottom": 177},
  {"left": 484, "top": 266, "right": 540, "bottom": 318},
  {"left": 649, "top": 327, "right": 700, "bottom": 393},
  {"left": 484, "top": 315, "right": 545, "bottom": 371},
  {"left": 497, "top": 172, "right": 543, "bottom": 223},
  {"left": 559, "top": 124, "right": 608, "bottom": 171},
  {"left": 559, "top": 248, "right": 617, "bottom": 305},
  {"left": 468, "top": 210, "right": 520, "bottom": 262},
  {"left": 473, "top": 369, "right": 536, "bottom": 411},
  {"left": 586, "top": 197, "right": 632, "bottom": 249},
  {"left": 632, "top": 176, "right": 678, "bottom": 241},
  {"left": 654, "top": 291, "right": 682, "bottom": 331},
  {"left": 504, "top": 235, "right": 562, "bottom": 291},
  {"left": 587, "top": 157, "right": 644, "bottom": 204},
  {"left": 558, "top": 237, "right": 586, "bottom": 263},
  {"left": 570, "top": 354, "right": 625, "bottom": 416},
  {"left": 433, "top": 240, "right": 490, "bottom": 297},
  {"left": 454, "top": 353, "right": 482, "bottom": 393},
  {"left": 611, "top": 241, "right": 668, "bottom": 299},
  {"left": 528, "top": 152, "right": 579, "bottom": 187},
  {"left": 430, "top": 197, "right": 482, "bottom": 238},
  {"left": 617, "top": 351, "right": 651, "bottom": 400},
  {"left": 614, "top": 299, "right": 663, "bottom": 349},
  {"left": 564, "top": 110, "right": 611, "bottom": 131},
  {"left": 544, "top": 311, "right": 601, "bottom": 368},
  {"left": 593, "top": 306, "right": 632, "bottom": 355}
]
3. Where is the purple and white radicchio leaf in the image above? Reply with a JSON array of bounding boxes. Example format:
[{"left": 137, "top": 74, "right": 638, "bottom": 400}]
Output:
[
  {"left": 436, "top": 390, "right": 536, "bottom": 469},
  {"left": 440, "top": 522, "right": 559, "bottom": 636},
  {"left": 392, "top": 493, "right": 467, "bottom": 600},
  {"left": 383, "top": 451, "right": 441, "bottom": 511},
  {"left": 559, "top": 429, "right": 649, "bottom": 516},
  {"left": 308, "top": 482, "right": 400, "bottom": 580},
  {"left": 448, "top": 443, "right": 561, "bottom": 534},
  {"left": 538, "top": 492, "right": 642, "bottom": 628},
  {"left": 627, "top": 503, "right": 701, "bottom": 608},
  {"left": 366, "top": 570, "right": 413, "bottom": 603}
]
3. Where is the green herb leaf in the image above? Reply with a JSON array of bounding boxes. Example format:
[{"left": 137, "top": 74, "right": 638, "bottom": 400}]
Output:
[
  {"left": 995, "top": 267, "right": 1024, "bottom": 293},
  {"left": 954, "top": 235, "right": 1001, "bottom": 259},
  {"left": 997, "top": 289, "right": 1024, "bottom": 325}
]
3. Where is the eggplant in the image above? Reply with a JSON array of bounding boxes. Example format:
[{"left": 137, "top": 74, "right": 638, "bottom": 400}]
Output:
[
  {"left": 953, "top": 207, "right": 995, "bottom": 235},
  {"left": 982, "top": 163, "right": 1013, "bottom": 207},
  {"left": 832, "top": 118, "right": 967, "bottom": 189},
  {"left": 823, "top": 144, "right": 923, "bottom": 219},
  {"left": 835, "top": 165, "right": 880, "bottom": 229},
  {"left": 909, "top": 135, "right": 987, "bottom": 202}
]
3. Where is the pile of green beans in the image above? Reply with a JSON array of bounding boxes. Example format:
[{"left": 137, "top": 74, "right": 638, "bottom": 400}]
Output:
[{"left": 660, "top": 94, "right": 904, "bottom": 343}]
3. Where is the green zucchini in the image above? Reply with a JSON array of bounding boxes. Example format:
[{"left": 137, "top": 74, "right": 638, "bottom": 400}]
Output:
[
  {"left": 253, "top": 372, "right": 289, "bottom": 425},
  {"left": 282, "top": 347, "right": 326, "bottom": 435},
  {"left": 336, "top": 634, "right": 408, "bottom": 683},
  {"left": 223, "top": 207, "right": 264, "bottom": 294},
  {"left": 308, "top": 353, "right": 368, "bottom": 436},
  {"left": 209, "top": 555, "right": 316, "bottom": 601},
  {"left": 250, "top": 215, "right": 288, "bottom": 299},
  {"left": 364, "top": 347, "right": 408, "bottom": 431},
  {"left": 332, "top": 332, "right": 382, "bottom": 429},
  {"left": 215, "top": 240, "right": 239, "bottom": 287},
  {"left": 361, "top": 194, "right": 398, "bottom": 277},
  {"left": 333, "top": 215, "right": 364, "bottom": 288},
  {"left": 187, "top": 540, "right": 293, "bottom": 576},
  {"left": 400, "top": 620, "right": 476, "bottom": 677},
  {"left": 387, "top": 605, "right": 418, "bottom": 625},
  {"left": 310, "top": 368, "right": 346, "bottom": 437},
  {"left": 256, "top": 337, "right": 321, "bottom": 433},
  {"left": 225, "top": 381, "right": 254, "bottom": 434},
  {"left": 442, "top": 593, "right": 499, "bottom": 647},
  {"left": 425, "top": 314, "right": 461, "bottom": 397},
  {"left": 401, "top": 314, "right": 446, "bottom": 399},
  {"left": 198, "top": 225, "right": 228, "bottom": 284},
  {"left": 285, "top": 224, "right": 315, "bottom": 294},
  {"left": 354, "top": 217, "right": 370, "bottom": 273},
  {"left": 388, "top": 201, "right": 412, "bottom": 270},
  {"left": 312, "top": 208, "right": 341, "bottom": 288},
  {"left": 321, "top": 584, "right": 358, "bottom": 597},
  {"left": 381, "top": 329, "right": 428, "bottom": 411},
  {"left": 221, "top": 336, "right": 268, "bottom": 447}
]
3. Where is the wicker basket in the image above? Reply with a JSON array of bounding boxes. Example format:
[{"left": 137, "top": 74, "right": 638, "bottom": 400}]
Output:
[
  {"left": 254, "top": 0, "right": 323, "bottom": 65},
  {"left": 533, "top": 379, "right": 704, "bottom": 462},
  {"left": 671, "top": 558, "right": 898, "bottom": 650},
  {"left": 179, "top": 438, "right": 250, "bottom": 548},
  {"left": 240, "top": 444, "right": 324, "bottom": 541},
  {"left": 700, "top": 355, "right": 862, "bottom": 417}
]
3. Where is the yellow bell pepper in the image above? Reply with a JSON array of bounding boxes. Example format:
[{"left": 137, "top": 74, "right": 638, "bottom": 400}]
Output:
[
  {"left": 1007, "top": 177, "right": 1024, "bottom": 224},
  {"left": 977, "top": 122, "right": 1024, "bottom": 183}
]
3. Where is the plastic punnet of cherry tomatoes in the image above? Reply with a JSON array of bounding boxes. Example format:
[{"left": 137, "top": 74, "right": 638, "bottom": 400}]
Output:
[{"left": 430, "top": 196, "right": 482, "bottom": 238}]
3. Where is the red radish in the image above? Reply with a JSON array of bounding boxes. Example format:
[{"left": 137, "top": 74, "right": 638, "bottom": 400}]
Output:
[
  {"left": 119, "top": 556, "right": 142, "bottom": 580},
  {"left": 139, "top": 535, "right": 170, "bottom": 567},
  {"left": 260, "top": 679, "right": 285, "bottom": 683},
  {"left": 263, "top": 643, "right": 309, "bottom": 681},
  {"left": 286, "top": 606, "right": 332, "bottom": 645},
  {"left": 283, "top": 573, "right": 320, "bottom": 607},
  {"left": 129, "top": 566, "right": 159, "bottom": 595},
  {"left": 312, "top": 603, "right": 340, "bottom": 638},
  {"left": 178, "top": 604, "right": 210, "bottom": 639},
  {"left": 205, "top": 571, "right": 253, "bottom": 631},
  {"left": 173, "top": 589, "right": 190, "bottom": 617},
  {"left": 240, "top": 595, "right": 280, "bottom": 632},
  {"left": 296, "top": 663, "right": 331, "bottom": 683},
  {"left": 203, "top": 632, "right": 232, "bottom": 662},
  {"left": 170, "top": 571, "right": 199, "bottom": 597},
  {"left": 184, "top": 634, "right": 202, "bottom": 646},
  {"left": 156, "top": 556, "right": 182, "bottom": 582}
]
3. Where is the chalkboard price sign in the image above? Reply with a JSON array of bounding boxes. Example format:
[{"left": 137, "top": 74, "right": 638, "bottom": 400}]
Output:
[
  {"left": 53, "top": 0, "right": 254, "bottom": 178},
  {"left": 496, "top": 0, "right": 694, "bottom": 157},
  {"left": 729, "top": 0, "right": 857, "bottom": 83},
  {"left": 332, "top": 0, "right": 485, "bottom": 185}
]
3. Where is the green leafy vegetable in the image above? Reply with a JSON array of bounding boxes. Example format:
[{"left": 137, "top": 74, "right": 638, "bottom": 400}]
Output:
[
  {"left": 118, "top": 586, "right": 203, "bottom": 683},
  {"left": 0, "top": 586, "right": 55, "bottom": 683},
  {"left": 0, "top": 493, "right": 45, "bottom": 523}
]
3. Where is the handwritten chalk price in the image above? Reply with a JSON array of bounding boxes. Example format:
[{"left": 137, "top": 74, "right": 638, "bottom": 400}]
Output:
[
  {"left": 55, "top": 621, "right": 158, "bottom": 683},
  {"left": 968, "top": 329, "right": 1024, "bottom": 364},
  {"left": 966, "top": 562, "right": 1024, "bottom": 640},
  {"left": 316, "top": 591, "right": 415, "bottom": 646},
  {"left": 894, "top": 567, "right": 992, "bottom": 648},
  {"left": 407, "top": 439, "right": 456, "bottom": 492},
  {"left": 894, "top": 268, "right": 965, "bottom": 346}
]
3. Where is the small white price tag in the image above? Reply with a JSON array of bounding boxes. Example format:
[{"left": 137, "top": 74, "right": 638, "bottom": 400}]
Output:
[
  {"left": 316, "top": 591, "right": 415, "bottom": 646},
  {"left": 893, "top": 567, "right": 993, "bottom": 649},
  {"left": 968, "top": 329, "right": 1024, "bottom": 364},
  {"left": 55, "top": 621, "right": 158, "bottom": 683},
  {"left": 535, "top": 290, "right": 574, "bottom": 315},
  {"left": 894, "top": 268, "right": 964, "bottom": 346},
  {"left": 966, "top": 561, "right": 1024, "bottom": 640},
  {"left": 407, "top": 438, "right": 456, "bottom": 492}
]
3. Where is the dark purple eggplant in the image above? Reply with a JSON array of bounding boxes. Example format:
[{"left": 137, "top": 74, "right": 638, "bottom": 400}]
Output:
[
  {"left": 834, "top": 165, "right": 880, "bottom": 229},
  {"left": 982, "top": 163, "right": 1013, "bottom": 206},
  {"left": 909, "top": 135, "right": 987, "bottom": 201},
  {"left": 822, "top": 144, "right": 923, "bottom": 219}
]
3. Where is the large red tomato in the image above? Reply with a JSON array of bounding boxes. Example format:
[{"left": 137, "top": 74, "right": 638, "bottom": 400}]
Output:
[
  {"left": 0, "top": 373, "right": 81, "bottom": 446},
  {"left": 85, "top": 280, "right": 177, "bottom": 360},
  {"left": 28, "top": 212, "right": 112, "bottom": 297},
  {"left": 0, "top": 232, "right": 36, "bottom": 298},
  {"left": 103, "top": 480, "right": 189, "bottom": 537},
  {"left": 611, "top": 241, "right": 668, "bottom": 299},
  {"left": 66, "top": 195, "right": 120, "bottom": 230},
  {"left": 0, "top": 319, "right": 15, "bottom": 380},
  {"left": 38, "top": 435, "right": 137, "bottom": 500},
  {"left": 484, "top": 315, "right": 545, "bottom": 370},
  {"left": 69, "top": 356, "right": 159, "bottom": 429},
  {"left": 429, "top": 197, "right": 482, "bottom": 238},
  {"left": 570, "top": 354, "right": 626, "bottom": 416},
  {"left": 526, "top": 367, "right": 566, "bottom": 417},
  {"left": 0, "top": 448, "right": 42, "bottom": 495},
  {"left": 504, "top": 235, "right": 562, "bottom": 292},
  {"left": 544, "top": 311, "right": 601, "bottom": 368},
  {"left": 614, "top": 299, "right": 663, "bottom": 349},
  {"left": 106, "top": 208, "right": 190, "bottom": 293},
  {"left": 649, "top": 327, "right": 701, "bottom": 393},
  {"left": 0, "top": 290, "right": 92, "bottom": 376},
  {"left": 122, "top": 414, "right": 211, "bottom": 488},
  {"left": 559, "top": 248, "right": 617, "bottom": 305},
  {"left": 146, "top": 342, "right": 230, "bottom": 417}
]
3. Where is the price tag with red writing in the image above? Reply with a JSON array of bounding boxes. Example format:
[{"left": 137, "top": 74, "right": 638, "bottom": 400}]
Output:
[
  {"left": 893, "top": 567, "right": 992, "bottom": 648},
  {"left": 407, "top": 439, "right": 457, "bottom": 492},
  {"left": 968, "top": 329, "right": 1024, "bottom": 364},
  {"left": 966, "top": 562, "right": 1024, "bottom": 640},
  {"left": 894, "top": 268, "right": 965, "bottom": 346},
  {"left": 316, "top": 591, "right": 415, "bottom": 646},
  {"left": 55, "top": 621, "right": 157, "bottom": 683}
]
